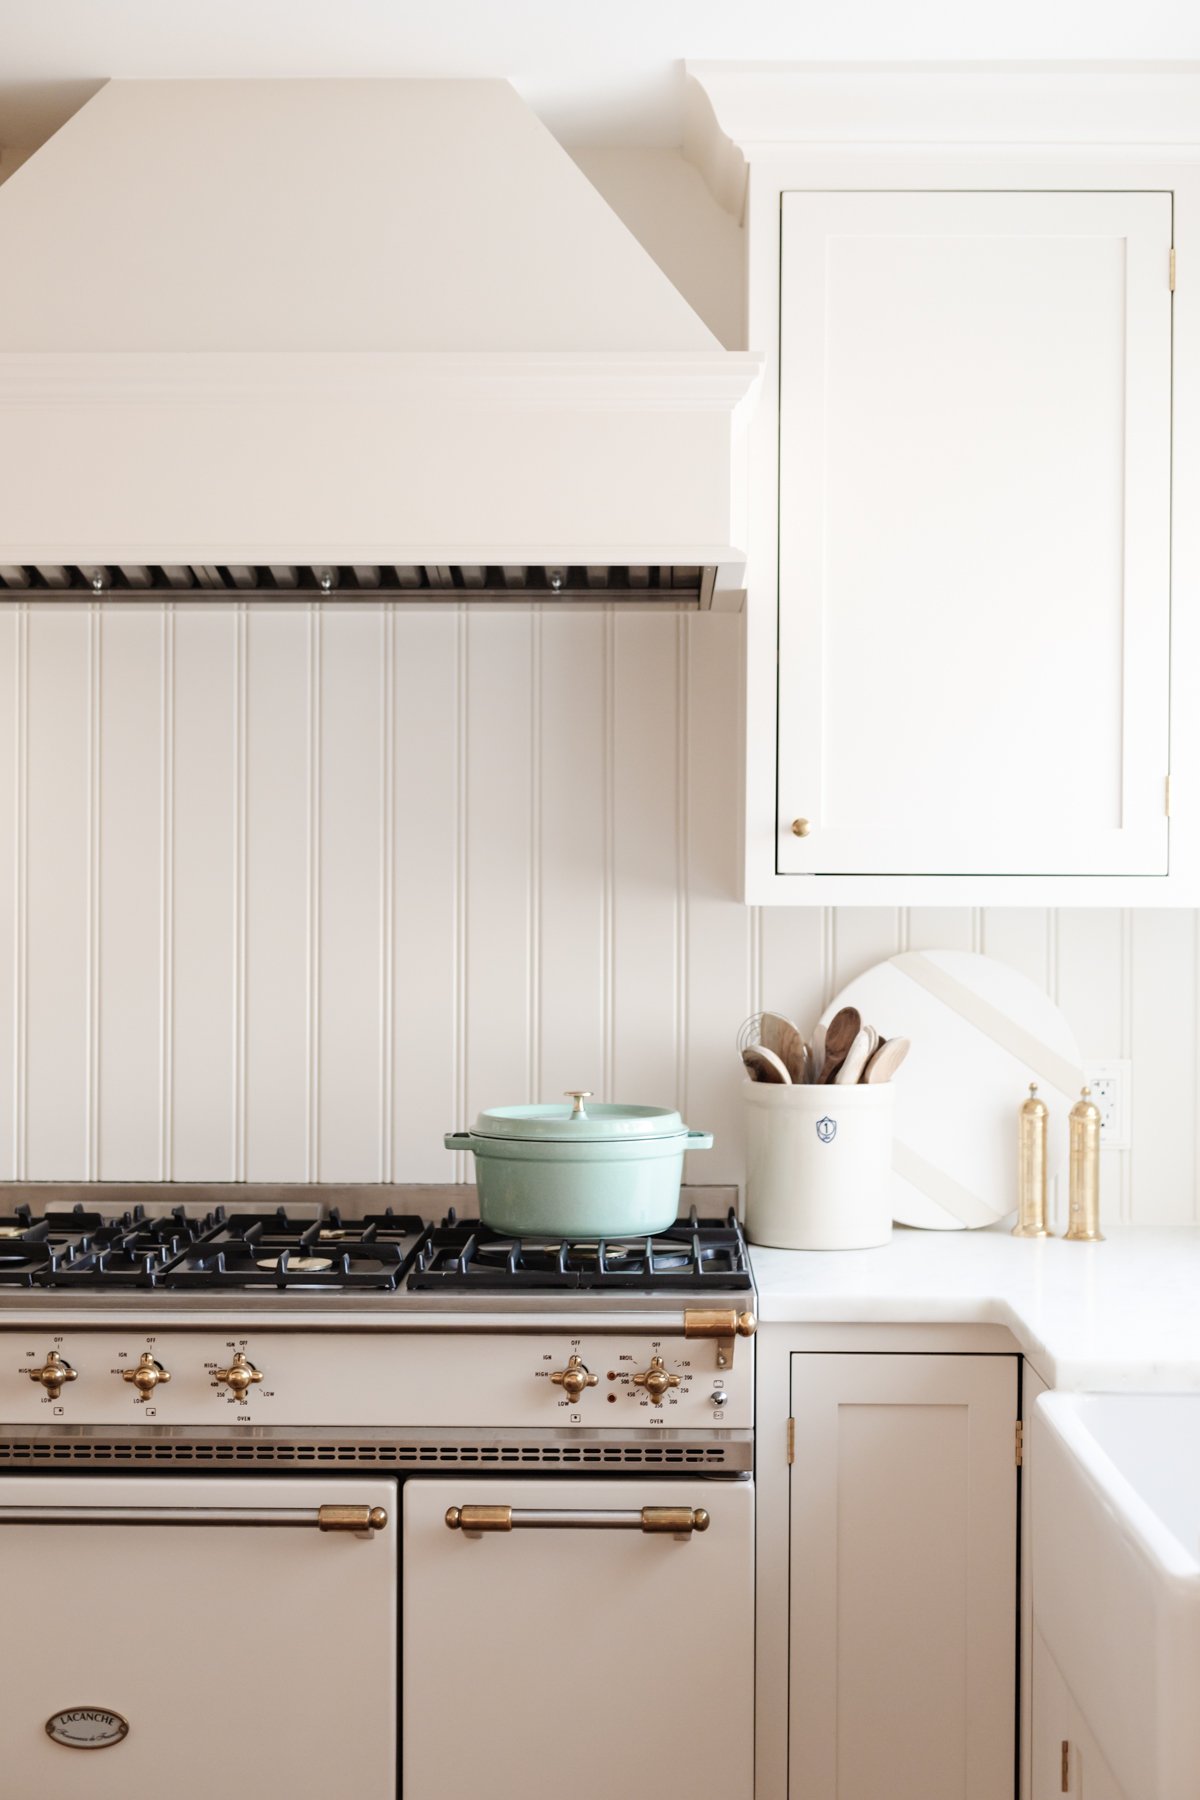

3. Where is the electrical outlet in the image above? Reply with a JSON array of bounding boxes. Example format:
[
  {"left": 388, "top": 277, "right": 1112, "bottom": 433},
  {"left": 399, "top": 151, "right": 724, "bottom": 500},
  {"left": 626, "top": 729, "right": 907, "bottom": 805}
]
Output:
[{"left": 1084, "top": 1060, "right": 1132, "bottom": 1150}]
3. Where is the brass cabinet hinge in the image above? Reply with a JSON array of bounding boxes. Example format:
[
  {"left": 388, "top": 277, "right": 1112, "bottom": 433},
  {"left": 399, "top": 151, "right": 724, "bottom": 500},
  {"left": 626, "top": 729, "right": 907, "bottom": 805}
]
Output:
[
  {"left": 1170, "top": 246, "right": 1177, "bottom": 292},
  {"left": 1061, "top": 1738, "right": 1070, "bottom": 1792},
  {"left": 786, "top": 1416, "right": 796, "bottom": 1465},
  {"left": 1015, "top": 1420, "right": 1024, "bottom": 1467},
  {"left": 1166, "top": 774, "right": 1172, "bottom": 817}
]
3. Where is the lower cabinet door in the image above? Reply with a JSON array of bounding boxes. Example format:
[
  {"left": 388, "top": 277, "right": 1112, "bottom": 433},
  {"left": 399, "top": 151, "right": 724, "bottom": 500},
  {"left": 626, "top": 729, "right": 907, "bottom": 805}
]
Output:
[
  {"left": 1031, "top": 1625, "right": 1129, "bottom": 1800},
  {"left": 789, "top": 1353, "right": 1018, "bottom": 1800},
  {"left": 403, "top": 1477, "right": 753, "bottom": 1800},
  {"left": 0, "top": 1474, "right": 397, "bottom": 1800}
]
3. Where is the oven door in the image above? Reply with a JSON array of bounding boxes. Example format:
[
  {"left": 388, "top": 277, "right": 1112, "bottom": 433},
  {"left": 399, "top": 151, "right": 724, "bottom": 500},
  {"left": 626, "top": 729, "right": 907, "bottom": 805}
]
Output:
[
  {"left": 0, "top": 1474, "right": 397, "bottom": 1799},
  {"left": 403, "top": 1476, "right": 753, "bottom": 1798}
]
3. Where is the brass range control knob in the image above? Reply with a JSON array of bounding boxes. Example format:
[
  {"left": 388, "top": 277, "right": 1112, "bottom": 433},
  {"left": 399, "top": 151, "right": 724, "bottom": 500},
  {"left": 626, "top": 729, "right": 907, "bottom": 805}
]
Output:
[
  {"left": 633, "top": 1356, "right": 681, "bottom": 1406},
  {"left": 29, "top": 1351, "right": 77, "bottom": 1400},
  {"left": 214, "top": 1352, "right": 263, "bottom": 1400},
  {"left": 550, "top": 1355, "right": 598, "bottom": 1402},
  {"left": 121, "top": 1352, "right": 171, "bottom": 1397}
]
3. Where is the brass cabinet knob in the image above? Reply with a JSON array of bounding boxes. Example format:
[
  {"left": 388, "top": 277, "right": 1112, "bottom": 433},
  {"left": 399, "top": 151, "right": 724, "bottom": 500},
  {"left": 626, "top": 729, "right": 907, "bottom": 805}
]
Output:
[
  {"left": 214, "top": 1352, "right": 263, "bottom": 1400},
  {"left": 791, "top": 818, "right": 811, "bottom": 838},
  {"left": 29, "top": 1351, "right": 77, "bottom": 1400},
  {"left": 121, "top": 1351, "right": 171, "bottom": 1396},
  {"left": 633, "top": 1356, "right": 681, "bottom": 1405},
  {"left": 550, "top": 1354, "right": 598, "bottom": 1402}
]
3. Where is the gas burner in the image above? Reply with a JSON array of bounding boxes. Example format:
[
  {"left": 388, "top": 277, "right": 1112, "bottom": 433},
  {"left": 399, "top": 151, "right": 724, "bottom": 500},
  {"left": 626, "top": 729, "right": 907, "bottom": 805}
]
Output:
[
  {"left": 0, "top": 1199, "right": 751, "bottom": 1295},
  {"left": 406, "top": 1207, "right": 752, "bottom": 1292}
]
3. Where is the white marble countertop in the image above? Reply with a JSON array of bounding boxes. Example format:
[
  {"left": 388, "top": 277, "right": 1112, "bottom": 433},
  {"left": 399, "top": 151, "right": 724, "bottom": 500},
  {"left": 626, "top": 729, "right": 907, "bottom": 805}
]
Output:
[{"left": 750, "top": 1224, "right": 1200, "bottom": 1391}]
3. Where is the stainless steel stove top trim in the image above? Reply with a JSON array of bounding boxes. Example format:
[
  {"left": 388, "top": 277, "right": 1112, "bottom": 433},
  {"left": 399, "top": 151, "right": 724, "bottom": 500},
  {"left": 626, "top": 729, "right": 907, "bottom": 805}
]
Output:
[
  {"left": 0, "top": 1180, "right": 739, "bottom": 1215},
  {"left": 0, "top": 1293, "right": 756, "bottom": 1328}
]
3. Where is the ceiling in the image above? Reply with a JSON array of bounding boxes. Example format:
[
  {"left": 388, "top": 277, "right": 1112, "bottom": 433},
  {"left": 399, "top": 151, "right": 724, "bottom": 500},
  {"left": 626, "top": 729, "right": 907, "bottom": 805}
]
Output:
[{"left": 2, "top": 0, "right": 1199, "bottom": 157}]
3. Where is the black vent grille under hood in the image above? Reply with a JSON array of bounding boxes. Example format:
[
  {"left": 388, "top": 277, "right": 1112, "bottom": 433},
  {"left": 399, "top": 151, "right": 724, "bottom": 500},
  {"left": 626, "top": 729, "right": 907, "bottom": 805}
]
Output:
[{"left": 0, "top": 563, "right": 724, "bottom": 608}]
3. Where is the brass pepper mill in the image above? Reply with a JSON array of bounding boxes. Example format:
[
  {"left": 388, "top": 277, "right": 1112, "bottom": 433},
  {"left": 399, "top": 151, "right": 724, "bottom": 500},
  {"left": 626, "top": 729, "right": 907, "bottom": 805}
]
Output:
[
  {"left": 1012, "top": 1083, "right": 1051, "bottom": 1238},
  {"left": 1065, "top": 1086, "right": 1104, "bottom": 1242}
]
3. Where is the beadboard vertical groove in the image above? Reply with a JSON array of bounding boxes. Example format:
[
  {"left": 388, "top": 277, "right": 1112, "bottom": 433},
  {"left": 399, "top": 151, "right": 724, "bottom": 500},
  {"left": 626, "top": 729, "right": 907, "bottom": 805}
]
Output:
[
  {"left": 306, "top": 605, "right": 321, "bottom": 1181},
  {"left": 1, "top": 600, "right": 1197, "bottom": 1219},
  {"left": 86, "top": 603, "right": 101, "bottom": 1179},
  {"left": 453, "top": 607, "right": 468, "bottom": 1183},
  {"left": 381, "top": 606, "right": 396, "bottom": 1181},
  {"left": 0, "top": 607, "right": 18, "bottom": 1181}
]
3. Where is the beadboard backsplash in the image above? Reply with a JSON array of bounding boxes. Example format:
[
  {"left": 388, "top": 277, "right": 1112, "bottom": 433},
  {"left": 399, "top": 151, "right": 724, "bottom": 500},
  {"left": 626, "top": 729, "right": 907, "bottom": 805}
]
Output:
[{"left": 0, "top": 601, "right": 1195, "bottom": 1226}]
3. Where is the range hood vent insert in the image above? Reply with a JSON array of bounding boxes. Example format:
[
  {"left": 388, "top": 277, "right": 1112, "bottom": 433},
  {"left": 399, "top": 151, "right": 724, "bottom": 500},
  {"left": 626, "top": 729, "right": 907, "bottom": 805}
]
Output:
[{"left": 0, "top": 563, "right": 718, "bottom": 608}]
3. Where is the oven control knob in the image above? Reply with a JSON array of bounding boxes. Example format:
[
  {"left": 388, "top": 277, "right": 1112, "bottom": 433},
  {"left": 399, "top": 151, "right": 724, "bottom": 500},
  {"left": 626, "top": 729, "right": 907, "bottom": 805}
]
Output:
[
  {"left": 121, "top": 1352, "right": 171, "bottom": 1396},
  {"left": 633, "top": 1356, "right": 681, "bottom": 1405},
  {"left": 550, "top": 1355, "right": 598, "bottom": 1402},
  {"left": 29, "top": 1351, "right": 77, "bottom": 1400},
  {"left": 214, "top": 1352, "right": 262, "bottom": 1400}
]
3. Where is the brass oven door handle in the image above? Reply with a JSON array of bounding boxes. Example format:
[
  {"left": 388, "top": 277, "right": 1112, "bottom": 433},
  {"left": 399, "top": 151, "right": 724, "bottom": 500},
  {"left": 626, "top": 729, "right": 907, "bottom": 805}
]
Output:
[
  {"left": 445, "top": 1504, "right": 709, "bottom": 1536},
  {"left": 0, "top": 1503, "right": 387, "bottom": 1533}
]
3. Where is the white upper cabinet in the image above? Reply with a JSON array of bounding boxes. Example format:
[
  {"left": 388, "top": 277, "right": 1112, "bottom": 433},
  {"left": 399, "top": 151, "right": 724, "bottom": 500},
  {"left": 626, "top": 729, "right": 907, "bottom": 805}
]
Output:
[
  {"left": 777, "top": 189, "right": 1172, "bottom": 882},
  {"left": 689, "top": 64, "right": 1200, "bottom": 904}
]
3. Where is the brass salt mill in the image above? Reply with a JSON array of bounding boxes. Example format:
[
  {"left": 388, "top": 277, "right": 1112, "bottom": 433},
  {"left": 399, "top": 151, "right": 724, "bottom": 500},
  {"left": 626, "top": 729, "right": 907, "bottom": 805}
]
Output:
[
  {"left": 1012, "top": 1083, "right": 1051, "bottom": 1237},
  {"left": 1065, "top": 1086, "right": 1104, "bottom": 1242}
]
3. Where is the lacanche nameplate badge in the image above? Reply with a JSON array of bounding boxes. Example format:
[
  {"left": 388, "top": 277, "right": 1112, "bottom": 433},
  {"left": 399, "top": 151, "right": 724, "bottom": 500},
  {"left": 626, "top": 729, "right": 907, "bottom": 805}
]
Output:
[{"left": 45, "top": 1707, "right": 129, "bottom": 1750}]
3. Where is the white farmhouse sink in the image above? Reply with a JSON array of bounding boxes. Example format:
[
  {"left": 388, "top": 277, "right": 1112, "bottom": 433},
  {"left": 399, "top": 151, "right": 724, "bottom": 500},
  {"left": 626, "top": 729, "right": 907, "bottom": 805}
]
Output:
[{"left": 1033, "top": 1393, "right": 1200, "bottom": 1800}]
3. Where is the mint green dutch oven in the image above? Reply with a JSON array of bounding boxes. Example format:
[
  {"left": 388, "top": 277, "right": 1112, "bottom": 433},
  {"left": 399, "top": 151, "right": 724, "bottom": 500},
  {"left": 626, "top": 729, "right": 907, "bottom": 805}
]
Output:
[{"left": 444, "top": 1090, "right": 713, "bottom": 1238}]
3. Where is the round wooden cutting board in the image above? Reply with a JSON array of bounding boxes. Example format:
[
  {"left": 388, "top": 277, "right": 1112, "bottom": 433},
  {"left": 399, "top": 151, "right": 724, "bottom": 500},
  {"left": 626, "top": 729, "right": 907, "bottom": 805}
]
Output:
[{"left": 821, "top": 950, "right": 1084, "bottom": 1229}]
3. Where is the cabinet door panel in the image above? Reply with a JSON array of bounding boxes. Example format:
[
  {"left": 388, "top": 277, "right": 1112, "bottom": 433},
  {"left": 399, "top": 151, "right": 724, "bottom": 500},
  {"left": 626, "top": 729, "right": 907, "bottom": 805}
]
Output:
[
  {"left": 1032, "top": 1625, "right": 1130, "bottom": 1800},
  {"left": 0, "top": 1475, "right": 397, "bottom": 1800},
  {"left": 789, "top": 1353, "right": 1017, "bottom": 1800},
  {"left": 778, "top": 190, "right": 1172, "bottom": 877},
  {"left": 404, "top": 1477, "right": 753, "bottom": 1800}
]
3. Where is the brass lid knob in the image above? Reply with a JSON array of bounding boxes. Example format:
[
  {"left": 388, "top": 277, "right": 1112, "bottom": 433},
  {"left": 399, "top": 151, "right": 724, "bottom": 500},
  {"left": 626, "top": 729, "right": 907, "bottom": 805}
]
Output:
[
  {"left": 29, "top": 1351, "right": 77, "bottom": 1400},
  {"left": 632, "top": 1356, "right": 681, "bottom": 1404},
  {"left": 564, "top": 1090, "right": 593, "bottom": 1119},
  {"left": 121, "top": 1351, "right": 171, "bottom": 1396},
  {"left": 550, "top": 1354, "right": 598, "bottom": 1402}
]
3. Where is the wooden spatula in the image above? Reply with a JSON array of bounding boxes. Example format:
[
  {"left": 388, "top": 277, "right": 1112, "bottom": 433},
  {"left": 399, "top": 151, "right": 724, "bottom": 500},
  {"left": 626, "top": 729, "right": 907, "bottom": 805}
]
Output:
[
  {"left": 834, "top": 1024, "right": 874, "bottom": 1085},
  {"left": 742, "top": 1044, "right": 792, "bottom": 1084},
  {"left": 862, "top": 1036, "right": 910, "bottom": 1083}
]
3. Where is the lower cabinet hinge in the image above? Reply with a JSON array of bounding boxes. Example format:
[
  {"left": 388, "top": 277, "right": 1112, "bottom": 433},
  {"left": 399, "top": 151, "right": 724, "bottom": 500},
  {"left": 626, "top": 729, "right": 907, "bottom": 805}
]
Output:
[
  {"left": 786, "top": 1416, "right": 796, "bottom": 1465},
  {"left": 1170, "top": 246, "right": 1177, "bottom": 292},
  {"left": 1166, "top": 774, "right": 1172, "bottom": 817},
  {"left": 1061, "top": 1738, "right": 1070, "bottom": 1792},
  {"left": 1015, "top": 1420, "right": 1024, "bottom": 1467}
]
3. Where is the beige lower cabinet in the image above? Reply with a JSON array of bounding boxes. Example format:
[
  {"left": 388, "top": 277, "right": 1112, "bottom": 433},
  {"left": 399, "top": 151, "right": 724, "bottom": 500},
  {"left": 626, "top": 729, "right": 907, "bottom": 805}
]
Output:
[
  {"left": 788, "top": 1352, "right": 1019, "bottom": 1800},
  {"left": 1031, "top": 1624, "right": 1128, "bottom": 1800}
]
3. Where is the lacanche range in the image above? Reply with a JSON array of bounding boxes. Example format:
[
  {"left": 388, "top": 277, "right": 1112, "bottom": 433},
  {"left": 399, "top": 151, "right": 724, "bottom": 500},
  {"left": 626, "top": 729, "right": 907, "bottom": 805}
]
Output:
[{"left": 0, "top": 1186, "right": 756, "bottom": 1799}]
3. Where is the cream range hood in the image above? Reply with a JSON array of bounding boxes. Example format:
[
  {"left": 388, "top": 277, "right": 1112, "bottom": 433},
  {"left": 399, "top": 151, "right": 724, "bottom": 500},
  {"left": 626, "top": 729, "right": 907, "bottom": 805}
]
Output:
[{"left": 0, "top": 79, "right": 760, "bottom": 605}]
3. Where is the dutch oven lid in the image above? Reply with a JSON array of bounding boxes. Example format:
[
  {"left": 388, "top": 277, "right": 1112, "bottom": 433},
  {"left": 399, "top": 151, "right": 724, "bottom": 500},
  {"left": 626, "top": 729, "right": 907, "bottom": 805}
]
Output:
[{"left": 470, "top": 1091, "right": 686, "bottom": 1143}]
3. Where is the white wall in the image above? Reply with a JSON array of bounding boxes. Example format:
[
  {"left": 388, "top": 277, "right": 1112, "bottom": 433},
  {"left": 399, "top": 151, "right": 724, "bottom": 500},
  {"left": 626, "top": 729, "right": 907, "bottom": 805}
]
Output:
[{"left": 1, "top": 599, "right": 1195, "bottom": 1226}]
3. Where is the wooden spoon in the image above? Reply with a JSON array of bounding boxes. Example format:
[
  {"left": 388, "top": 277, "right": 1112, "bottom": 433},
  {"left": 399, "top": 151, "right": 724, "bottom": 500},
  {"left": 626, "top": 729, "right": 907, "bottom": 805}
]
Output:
[
  {"left": 760, "top": 1011, "right": 797, "bottom": 1058},
  {"left": 763, "top": 1013, "right": 808, "bottom": 1083},
  {"left": 818, "top": 1006, "right": 861, "bottom": 1084},
  {"left": 787, "top": 1037, "right": 813, "bottom": 1084},
  {"left": 742, "top": 1045, "right": 792, "bottom": 1084},
  {"left": 862, "top": 1036, "right": 910, "bottom": 1084},
  {"left": 834, "top": 1025, "right": 874, "bottom": 1086},
  {"left": 809, "top": 1021, "right": 827, "bottom": 1082}
]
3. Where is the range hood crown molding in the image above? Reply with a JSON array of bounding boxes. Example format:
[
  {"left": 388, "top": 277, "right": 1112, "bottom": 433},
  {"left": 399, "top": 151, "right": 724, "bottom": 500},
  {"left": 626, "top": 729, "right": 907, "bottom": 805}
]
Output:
[{"left": 0, "top": 79, "right": 761, "bottom": 580}]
